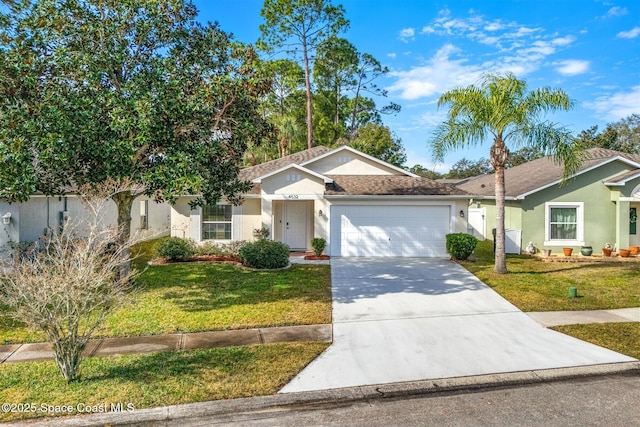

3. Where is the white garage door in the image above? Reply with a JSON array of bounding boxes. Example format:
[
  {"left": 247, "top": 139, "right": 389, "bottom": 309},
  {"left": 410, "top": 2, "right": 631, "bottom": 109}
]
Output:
[{"left": 330, "top": 205, "right": 451, "bottom": 257}]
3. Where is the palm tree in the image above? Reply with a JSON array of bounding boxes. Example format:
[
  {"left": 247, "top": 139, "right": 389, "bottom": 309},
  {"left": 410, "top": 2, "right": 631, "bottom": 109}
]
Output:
[
  {"left": 431, "top": 73, "right": 583, "bottom": 274},
  {"left": 273, "top": 114, "right": 304, "bottom": 157}
]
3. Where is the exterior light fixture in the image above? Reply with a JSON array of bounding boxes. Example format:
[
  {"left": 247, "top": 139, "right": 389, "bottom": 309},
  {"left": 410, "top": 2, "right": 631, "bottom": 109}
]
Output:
[
  {"left": 2, "top": 212, "right": 11, "bottom": 225},
  {"left": 318, "top": 209, "right": 323, "bottom": 217},
  {"left": 459, "top": 210, "right": 465, "bottom": 218}
]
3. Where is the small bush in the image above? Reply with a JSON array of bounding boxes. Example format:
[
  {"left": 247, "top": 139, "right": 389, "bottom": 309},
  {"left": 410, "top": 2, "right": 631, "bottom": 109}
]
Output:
[
  {"left": 223, "top": 240, "right": 247, "bottom": 257},
  {"left": 311, "top": 238, "right": 326, "bottom": 257},
  {"left": 156, "top": 237, "right": 195, "bottom": 261},
  {"left": 239, "top": 240, "right": 290, "bottom": 269},
  {"left": 446, "top": 233, "right": 478, "bottom": 260},
  {"left": 253, "top": 227, "right": 270, "bottom": 240},
  {"left": 194, "top": 241, "right": 224, "bottom": 256}
]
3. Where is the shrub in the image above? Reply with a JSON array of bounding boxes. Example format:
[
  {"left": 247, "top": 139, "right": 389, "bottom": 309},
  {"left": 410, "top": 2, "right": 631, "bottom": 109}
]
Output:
[
  {"left": 253, "top": 227, "right": 270, "bottom": 240},
  {"left": 156, "top": 237, "right": 194, "bottom": 261},
  {"left": 445, "top": 233, "right": 478, "bottom": 260},
  {"left": 239, "top": 240, "right": 290, "bottom": 269},
  {"left": 223, "top": 240, "right": 247, "bottom": 257},
  {"left": 311, "top": 237, "right": 326, "bottom": 257}
]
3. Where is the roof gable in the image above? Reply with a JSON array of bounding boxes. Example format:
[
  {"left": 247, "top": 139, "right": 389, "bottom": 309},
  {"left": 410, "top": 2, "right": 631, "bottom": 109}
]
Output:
[
  {"left": 458, "top": 148, "right": 640, "bottom": 199},
  {"left": 300, "top": 146, "right": 418, "bottom": 177}
]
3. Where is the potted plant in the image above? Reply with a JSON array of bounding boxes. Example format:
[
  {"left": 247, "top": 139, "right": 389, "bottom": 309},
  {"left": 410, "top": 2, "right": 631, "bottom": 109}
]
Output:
[
  {"left": 580, "top": 245, "right": 593, "bottom": 256},
  {"left": 619, "top": 248, "right": 631, "bottom": 257},
  {"left": 630, "top": 246, "right": 640, "bottom": 256},
  {"left": 562, "top": 247, "right": 573, "bottom": 256},
  {"left": 602, "top": 243, "right": 613, "bottom": 257}
]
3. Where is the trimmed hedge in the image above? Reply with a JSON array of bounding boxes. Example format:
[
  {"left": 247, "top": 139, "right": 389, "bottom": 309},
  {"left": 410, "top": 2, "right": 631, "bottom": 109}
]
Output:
[
  {"left": 445, "top": 233, "right": 478, "bottom": 260},
  {"left": 156, "top": 237, "right": 195, "bottom": 261},
  {"left": 239, "top": 240, "right": 290, "bottom": 269},
  {"left": 311, "top": 238, "right": 326, "bottom": 257}
]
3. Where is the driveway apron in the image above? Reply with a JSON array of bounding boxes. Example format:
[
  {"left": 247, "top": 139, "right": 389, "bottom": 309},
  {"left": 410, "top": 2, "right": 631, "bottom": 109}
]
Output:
[{"left": 281, "top": 258, "right": 636, "bottom": 393}]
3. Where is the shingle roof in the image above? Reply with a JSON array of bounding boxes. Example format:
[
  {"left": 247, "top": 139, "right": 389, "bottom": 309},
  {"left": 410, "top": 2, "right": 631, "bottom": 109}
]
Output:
[
  {"left": 457, "top": 148, "right": 640, "bottom": 198},
  {"left": 240, "top": 145, "right": 470, "bottom": 197},
  {"left": 325, "top": 175, "right": 468, "bottom": 196},
  {"left": 239, "top": 146, "right": 331, "bottom": 182}
]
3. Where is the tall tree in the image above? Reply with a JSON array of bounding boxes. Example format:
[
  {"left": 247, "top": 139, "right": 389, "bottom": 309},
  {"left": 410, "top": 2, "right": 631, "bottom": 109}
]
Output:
[
  {"left": 446, "top": 158, "right": 492, "bottom": 179},
  {"left": 349, "top": 52, "right": 400, "bottom": 138},
  {"left": 259, "top": 0, "right": 349, "bottom": 149},
  {"left": 431, "top": 73, "right": 581, "bottom": 274},
  {"left": 351, "top": 123, "right": 406, "bottom": 167},
  {"left": 314, "top": 37, "right": 357, "bottom": 128},
  {"left": 576, "top": 114, "right": 640, "bottom": 154},
  {"left": 0, "top": 1, "right": 270, "bottom": 254}
]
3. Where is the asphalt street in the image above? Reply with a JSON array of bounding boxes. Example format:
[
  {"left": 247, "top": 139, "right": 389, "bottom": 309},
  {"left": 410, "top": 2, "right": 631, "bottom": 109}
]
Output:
[{"left": 177, "top": 372, "right": 640, "bottom": 427}]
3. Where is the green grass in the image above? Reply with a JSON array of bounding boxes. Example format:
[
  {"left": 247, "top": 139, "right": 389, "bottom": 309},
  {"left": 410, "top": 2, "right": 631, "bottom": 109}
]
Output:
[
  {"left": 458, "top": 240, "right": 640, "bottom": 312},
  {"left": 0, "top": 240, "right": 332, "bottom": 344},
  {"left": 552, "top": 323, "right": 640, "bottom": 360},
  {"left": 0, "top": 342, "right": 329, "bottom": 422}
]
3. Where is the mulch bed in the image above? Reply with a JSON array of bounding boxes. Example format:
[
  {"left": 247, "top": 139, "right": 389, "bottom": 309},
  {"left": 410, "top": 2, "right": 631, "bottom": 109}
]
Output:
[{"left": 303, "top": 255, "right": 330, "bottom": 260}]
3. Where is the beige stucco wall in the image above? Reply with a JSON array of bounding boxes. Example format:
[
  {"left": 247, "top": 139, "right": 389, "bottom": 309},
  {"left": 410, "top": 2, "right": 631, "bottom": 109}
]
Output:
[
  {"left": 305, "top": 152, "right": 400, "bottom": 176},
  {"left": 170, "top": 197, "right": 195, "bottom": 239},
  {"left": 261, "top": 171, "right": 326, "bottom": 195},
  {"left": 240, "top": 198, "right": 262, "bottom": 241}
]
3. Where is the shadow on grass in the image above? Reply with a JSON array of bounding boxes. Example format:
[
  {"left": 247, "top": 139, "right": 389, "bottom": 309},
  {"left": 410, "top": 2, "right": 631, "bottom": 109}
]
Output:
[
  {"left": 83, "top": 346, "right": 255, "bottom": 383},
  {"left": 139, "top": 263, "right": 331, "bottom": 313}
]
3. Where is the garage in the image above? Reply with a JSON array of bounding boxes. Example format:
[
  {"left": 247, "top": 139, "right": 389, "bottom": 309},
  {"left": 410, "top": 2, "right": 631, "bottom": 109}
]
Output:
[{"left": 329, "top": 204, "right": 452, "bottom": 257}]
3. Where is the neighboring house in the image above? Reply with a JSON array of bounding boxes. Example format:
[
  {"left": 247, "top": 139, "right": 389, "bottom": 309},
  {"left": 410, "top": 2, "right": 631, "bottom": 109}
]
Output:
[
  {"left": 457, "top": 148, "right": 640, "bottom": 253},
  {"left": 171, "top": 145, "right": 470, "bottom": 257},
  {"left": 0, "top": 195, "right": 171, "bottom": 261}
]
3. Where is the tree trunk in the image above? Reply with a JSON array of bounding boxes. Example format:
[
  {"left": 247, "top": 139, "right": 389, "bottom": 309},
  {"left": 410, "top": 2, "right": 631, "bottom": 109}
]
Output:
[
  {"left": 111, "top": 191, "right": 134, "bottom": 277},
  {"left": 493, "top": 165, "right": 508, "bottom": 273},
  {"left": 302, "top": 37, "right": 314, "bottom": 149},
  {"left": 491, "top": 136, "right": 509, "bottom": 274}
]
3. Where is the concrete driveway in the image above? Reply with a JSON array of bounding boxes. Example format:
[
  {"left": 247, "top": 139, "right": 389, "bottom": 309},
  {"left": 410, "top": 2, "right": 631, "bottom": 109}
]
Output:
[{"left": 281, "top": 258, "right": 636, "bottom": 393}]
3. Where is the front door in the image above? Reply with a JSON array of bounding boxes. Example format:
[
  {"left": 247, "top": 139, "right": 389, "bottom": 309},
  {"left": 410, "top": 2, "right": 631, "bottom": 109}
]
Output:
[{"left": 284, "top": 201, "right": 308, "bottom": 250}]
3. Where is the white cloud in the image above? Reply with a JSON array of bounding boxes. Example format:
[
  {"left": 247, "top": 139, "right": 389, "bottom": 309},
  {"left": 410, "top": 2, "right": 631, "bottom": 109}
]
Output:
[
  {"left": 617, "top": 27, "right": 640, "bottom": 39},
  {"left": 586, "top": 86, "right": 640, "bottom": 120},
  {"left": 387, "top": 44, "right": 483, "bottom": 100},
  {"left": 551, "top": 35, "right": 576, "bottom": 46},
  {"left": 387, "top": 52, "right": 397, "bottom": 59},
  {"left": 555, "top": 59, "right": 590, "bottom": 76},
  {"left": 605, "top": 6, "right": 628, "bottom": 17},
  {"left": 399, "top": 28, "right": 415, "bottom": 42}
]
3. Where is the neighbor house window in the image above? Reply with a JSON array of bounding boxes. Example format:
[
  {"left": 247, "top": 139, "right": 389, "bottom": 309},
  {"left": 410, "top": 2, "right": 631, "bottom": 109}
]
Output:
[
  {"left": 544, "top": 202, "right": 584, "bottom": 246},
  {"left": 202, "top": 203, "right": 232, "bottom": 240}
]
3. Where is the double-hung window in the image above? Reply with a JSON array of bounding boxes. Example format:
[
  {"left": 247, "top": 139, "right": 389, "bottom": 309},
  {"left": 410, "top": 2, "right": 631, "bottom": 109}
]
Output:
[
  {"left": 202, "top": 204, "right": 232, "bottom": 240},
  {"left": 544, "top": 202, "right": 584, "bottom": 246}
]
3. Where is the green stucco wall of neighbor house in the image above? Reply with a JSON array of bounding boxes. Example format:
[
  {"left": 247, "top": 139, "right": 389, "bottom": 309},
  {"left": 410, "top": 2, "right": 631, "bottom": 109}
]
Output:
[{"left": 474, "top": 160, "right": 638, "bottom": 253}]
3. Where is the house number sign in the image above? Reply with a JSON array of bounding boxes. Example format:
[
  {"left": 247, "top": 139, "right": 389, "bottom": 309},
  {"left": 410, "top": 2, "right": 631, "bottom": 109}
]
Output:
[{"left": 285, "top": 194, "right": 299, "bottom": 199}]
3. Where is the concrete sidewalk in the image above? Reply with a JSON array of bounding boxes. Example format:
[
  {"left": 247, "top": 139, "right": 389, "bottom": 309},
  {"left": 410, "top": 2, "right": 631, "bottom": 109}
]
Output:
[
  {"left": 528, "top": 307, "right": 640, "bottom": 327},
  {"left": 0, "top": 324, "right": 332, "bottom": 364},
  {"left": 2, "top": 307, "right": 639, "bottom": 365}
]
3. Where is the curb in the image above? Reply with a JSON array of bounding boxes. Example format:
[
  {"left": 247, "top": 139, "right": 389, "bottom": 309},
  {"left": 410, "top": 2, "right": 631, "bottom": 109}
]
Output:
[{"left": 10, "top": 361, "right": 640, "bottom": 426}]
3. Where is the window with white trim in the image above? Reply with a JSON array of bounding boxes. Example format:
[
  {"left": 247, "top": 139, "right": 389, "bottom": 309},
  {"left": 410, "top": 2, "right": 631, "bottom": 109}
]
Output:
[
  {"left": 544, "top": 202, "right": 584, "bottom": 246},
  {"left": 202, "top": 203, "right": 232, "bottom": 240}
]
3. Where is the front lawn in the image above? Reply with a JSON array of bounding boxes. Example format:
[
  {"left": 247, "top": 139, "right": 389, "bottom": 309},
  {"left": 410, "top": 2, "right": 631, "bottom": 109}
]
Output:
[
  {"left": 0, "top": 342, "right": 329, "bottom": 422},
  {"left": 459, "top": 240, "right": 640, "bottom": 312},
  {"left": 0, "top": 240, "right": 332, "bottom": 344},
  {"left": 552, "top": 323, "right": 640, "bottom": 360}
]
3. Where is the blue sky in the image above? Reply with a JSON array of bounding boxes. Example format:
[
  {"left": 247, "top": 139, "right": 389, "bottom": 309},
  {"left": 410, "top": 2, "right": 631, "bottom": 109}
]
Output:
[{"left": 195, "top": 0, "right": 639, "bottom": 172}]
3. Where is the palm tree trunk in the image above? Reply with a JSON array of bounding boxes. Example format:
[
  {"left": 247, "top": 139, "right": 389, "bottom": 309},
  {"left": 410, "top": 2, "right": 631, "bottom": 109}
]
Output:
[{"left": 494, "top": 165, "right": 508, "bottom": 273}]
